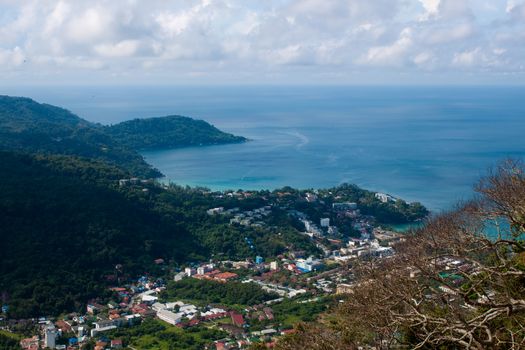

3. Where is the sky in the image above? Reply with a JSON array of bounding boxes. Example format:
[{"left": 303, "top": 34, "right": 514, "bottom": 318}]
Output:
[{"left": 0, "top": 0, "right": 524, "bottom": 85}]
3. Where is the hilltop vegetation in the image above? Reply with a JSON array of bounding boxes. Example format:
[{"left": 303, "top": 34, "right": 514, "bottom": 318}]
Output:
[
  {"left": 0, "top": 152, "right": 317, "bottom": 318},
  {"left": 107, "top": 115, "right": 247, "bottom": 150},
  {"left": 0, "top": 95, "right": 160, "bottom": 177},
  {"left": 0, "top": 95, "right": 247, "bottom": 177},
  {"left": 0, "top": 151, "right": 197, "bottom": 317}
]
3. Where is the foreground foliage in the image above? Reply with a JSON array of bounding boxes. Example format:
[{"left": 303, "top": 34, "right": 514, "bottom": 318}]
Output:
[{"left": 277, "top": 160, "right": 525, "bottom": 349}]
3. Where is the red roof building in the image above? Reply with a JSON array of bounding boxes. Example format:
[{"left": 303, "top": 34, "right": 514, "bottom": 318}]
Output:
[
  {"left": 111, "top": 339, "right": 123, "bottom": 348},
  {"left": 214, "top": 272, "right": 238, "bottom": 282},
  {"left": 55, "top": 320, "right": 72, "bottom": 332},
  {"left": 230, "top": 311, "right": 245, "bottom": 327}
]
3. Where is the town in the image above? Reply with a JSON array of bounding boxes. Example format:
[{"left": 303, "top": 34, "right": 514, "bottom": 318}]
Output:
[{"left": 2, "top": 185, "right": 426, "bottom": 350}]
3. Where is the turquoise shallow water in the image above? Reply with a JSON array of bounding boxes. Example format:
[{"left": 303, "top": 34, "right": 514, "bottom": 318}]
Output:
[{"left": 3, "top": 85, "right": 525, "bottom": 212}]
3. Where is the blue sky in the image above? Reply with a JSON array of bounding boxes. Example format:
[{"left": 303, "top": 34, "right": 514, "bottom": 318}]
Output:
[{"left": 0, "top": 0, "right": 524, "bottom": 85}]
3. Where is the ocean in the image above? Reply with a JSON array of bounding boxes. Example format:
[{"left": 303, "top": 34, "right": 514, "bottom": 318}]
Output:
[{"left": 3, "top": 85, "right": 525, "bottom": 212}]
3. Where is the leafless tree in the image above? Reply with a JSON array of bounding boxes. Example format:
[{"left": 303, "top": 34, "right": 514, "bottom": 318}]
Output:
[{"left": 276, "top": 160, "right": 525, "bottom": 349}]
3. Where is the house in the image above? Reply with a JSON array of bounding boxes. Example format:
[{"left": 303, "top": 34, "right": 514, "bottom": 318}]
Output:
[
  {"left": 230, "top": 312, "right": 245, "bottom": 327},
  {"left": 185, "top": 267, "right": 196, "bottom": 277},
  {"left": 214, "top": 272, "right": 238, "bottom": 282},
  {"left": 111, "top": 339, "right": 123, "bottom": 349},
  {"left": 207, "top": 207, "right": 225, "bottom": 215},
  {"left": 375, "top": 192, "right": 395, "bottom": 203},
  {"left": 215, "top": 341, "right": 228, "bottom": 350},
  {"left": 86, "top": 302, "right": 105, "bottom": 314},
  {"left": 55, "top": 320, "right": 72, "bottom": 333},
  {"left": 20, "top": 336, "right": 39, "bottom": 350},
  {"left": 174, "top": 271, "right": 186, "bottom": 281}
]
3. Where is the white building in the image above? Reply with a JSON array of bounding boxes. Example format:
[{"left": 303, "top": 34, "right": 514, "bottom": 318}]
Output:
[
  {"left": 157, "top": 309, "right": 182, "bottom": 325},
  {"left": 77, "top": 326, "right": 86, "bottom": 337},
  {"left": 90, "top": 320, "right": 118, "bottom": 337},
  {"left": 270, "top": 261, "right": 278, "bottom": 271},
  {"left": 305, "top": 193, "right": 318, "bottom": 202},
  {"left": 375, "top": 193, "right": 395, "bottom": 203},
  {"left": 184, "top": 267, "right": 196, "bottom": 277},
  {"left": 320, "top": 218, "right": 330, "bottom": 227},
  {"left": 207, "top": 207, "right": 224, "bottom": 215},
  {"left": 296, "top": 257, "right": 323, "bottom": 272},
  {"left": 44, "top": 325, "right": 57, "bottom": 349},
  {"left": 174, "top": 271, "right": 186, "bottom": 281}
]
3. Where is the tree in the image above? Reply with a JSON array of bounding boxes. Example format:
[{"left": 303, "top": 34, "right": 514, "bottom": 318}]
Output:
[{"left": 277, "top": 160, "right": 525, "bottom": 349}]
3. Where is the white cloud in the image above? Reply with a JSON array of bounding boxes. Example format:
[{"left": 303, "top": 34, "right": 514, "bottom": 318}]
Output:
[
  {"left": 419, "top": 0, "right": 440, "bottom": 20},
  {"left": 0, "top": 46, "right": 25, "bottom": 67},
  {"left": 359, "top": 28, "right": 413, "bottom": 66},
  {"left": 94, "top": 40, "right": 140, "bottom": 57},
  {"left": 0, "top": 0, "right": 523, "bottom": 83},
  {"left": 413, "top": 51, "right": 434, "bottom": 66},
  {"left": 452, "top": 47, "right": 481, "bottom": 66}
]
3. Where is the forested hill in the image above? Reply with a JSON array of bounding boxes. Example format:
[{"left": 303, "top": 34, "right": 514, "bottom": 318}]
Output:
[
  {"left": 0, "top": 151, "right": 199, "bottom": 317},
  {"left": 0, "top": 151, "right": 318, "bottom": 318},
  {"left": 0, "top": 96, "right": 247, "bottom": 177},
  {"left": 0, "top": 95, "right": 160, "bottom": 178},
  {"left": 106, "top": 115, "right": 247, "bottom": 150}
]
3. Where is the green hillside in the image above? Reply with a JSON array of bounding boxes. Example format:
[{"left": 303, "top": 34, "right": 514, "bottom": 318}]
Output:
[
  {"left": 106, "top": 115, "right": 247, "bottom": 150},
  {"left": 0, "top": 151, "right": 200, "bottom": 318},
  {"left": 0, "top": 95, "right": 160, "bottom": 178},
  {"left": 0, "top": 151, "right": 317, "bottom": 318}
]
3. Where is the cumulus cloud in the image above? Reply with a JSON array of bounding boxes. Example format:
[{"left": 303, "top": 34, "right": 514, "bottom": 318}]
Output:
[
  {"left": 0, "top": 0, "right": 523, "bottom": 82},
  {"left": 359, "top": 28, "right": 413, "bottom": 66}
]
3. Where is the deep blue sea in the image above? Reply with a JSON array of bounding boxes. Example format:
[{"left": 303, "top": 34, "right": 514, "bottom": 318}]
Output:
[{"left": 3, "top": 85, "right": 525, "bottom": 212}]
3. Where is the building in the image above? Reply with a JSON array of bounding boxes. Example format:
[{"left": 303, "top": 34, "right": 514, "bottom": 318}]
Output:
[
  {"left": 255, "top": 256, "right": 264, "bottom": 264},
  {"left": 174, "top": 271, "right": 186, "bottom": 281},
  {"left": 320, "top": 218, "right": 330, "bottom": 227},
  {"left": 185, "top": 267, "right": 196, "bottom": 277},
  {"left": 296, "top": 257, "right": 323, "bottom": 272},
  {"left": 111, "top": 339, "right": 123, "bottom": 349},
  {"left": 230, "top": 312, "right": 245, "bottom": 327},
  {"left": 86, "top": 302, "right": 105, "bottom": 314},
  {"left": 375, "top": 193, "right": 395, "bottom": 203},
  {"left": 332, "top": 202, "right": 357, "bottom": 211},
  {"left": 305, "top": 193, "right": 318, "bottom": 202},
  {"left": 214, "top": 272, "right": 238, "bottom": 282},
  {"left": 336, "top": 283, "right": 354, "bottom": 294},
  {"left": 91, "top": 320, "right": 118, "bottom": 337},
  {"left": 207, "top": 207, "right": 224, "bottom": 215},
  {"left": 270, "top": 261, "right": 278, "bottom": 270},
  {"left": 44, "top": 324, "right": 57, "bottom": 349},
  {"left": 20, "top": 336, "right": 39, "bottom": 350},
  {"left": 157, "top": 309, "right": 182, "bottom": 325}
]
